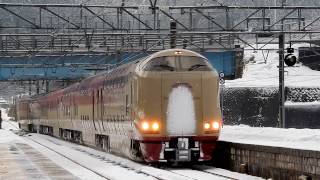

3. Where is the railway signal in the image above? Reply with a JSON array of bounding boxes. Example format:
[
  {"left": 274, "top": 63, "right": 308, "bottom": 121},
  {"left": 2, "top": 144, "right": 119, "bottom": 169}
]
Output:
[
  {"left": 284, "top": 47, "right": 297, "bottom": 67},
  {"left": 219, "top": 72, "right": 225, "bottom": 85},
  {"left": 219, "top": 72, "right": 225, "bottom": 78}
]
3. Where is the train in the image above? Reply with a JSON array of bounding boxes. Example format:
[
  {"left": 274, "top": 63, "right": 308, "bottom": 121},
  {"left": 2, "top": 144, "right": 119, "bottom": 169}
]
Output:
[{"left": 16, "top": 49, "right": 222, "bottom": 163}]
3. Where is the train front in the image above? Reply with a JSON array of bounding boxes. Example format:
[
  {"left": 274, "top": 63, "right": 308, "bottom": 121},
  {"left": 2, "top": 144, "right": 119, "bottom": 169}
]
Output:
[{"left": 134, "top": 49, "right": 222, "bottom": 163}]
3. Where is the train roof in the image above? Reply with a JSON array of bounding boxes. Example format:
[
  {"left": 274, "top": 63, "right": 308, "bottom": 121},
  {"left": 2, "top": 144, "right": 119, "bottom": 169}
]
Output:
[
  {"left": 147, "top": 49, "right": 206, "bottom": 60},
  {"left": 27, "top": 49, "right": 208, "bottom": 101},
  {"left": 137, "top": 49, "right": 209, "bottom": 71}
]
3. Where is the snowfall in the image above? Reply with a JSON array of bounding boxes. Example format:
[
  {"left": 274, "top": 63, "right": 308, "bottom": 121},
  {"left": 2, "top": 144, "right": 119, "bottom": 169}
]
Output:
[
  {"left": 0, "top": 108, "right": 261, "bottom": 180},
  {"left": 1, "top": 43, "right": 320, "bottom": 179},
  {"left": 219, "top": 43, "right": 320, "bottom": 150},
  {"left": 226, "top": 43, "right": 320, "bottom": 87}
]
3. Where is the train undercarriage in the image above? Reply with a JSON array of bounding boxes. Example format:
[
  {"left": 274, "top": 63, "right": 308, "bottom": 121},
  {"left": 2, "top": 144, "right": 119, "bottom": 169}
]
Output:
[
  {"left": 137, "top": 136, "right": 217, "bottom": 163},
  {"left": 27, "top": 124, "right": 217, "bottom": 164}
]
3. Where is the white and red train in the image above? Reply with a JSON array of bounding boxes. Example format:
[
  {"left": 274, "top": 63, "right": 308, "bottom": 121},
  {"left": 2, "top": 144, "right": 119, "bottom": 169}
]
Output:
[{"left": 17, "top": 49, "right": 222, "bottom": 163}]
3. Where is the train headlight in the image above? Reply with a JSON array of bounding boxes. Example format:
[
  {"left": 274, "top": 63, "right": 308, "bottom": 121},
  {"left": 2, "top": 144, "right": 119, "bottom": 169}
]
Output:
[
  {"left": 174, "top": 51, "right": 182, "bottom": 55},
  {"left": 142, "top": 122, "right": 150, "bottom": 130},
  {"left": 140, "top": 121, "right": 160, "bottom": 133},
  {"left": 204, "top": 122, "right": 211, "bottom": 130},
  {"left": 204, "top": 121, "right": 220, "bottom": 132},
  {"left": 152, "top": 122, "right": 160, "bottom": 131},
  {"left": 212, "top": 122, "right": 220, "bottom": 130}
]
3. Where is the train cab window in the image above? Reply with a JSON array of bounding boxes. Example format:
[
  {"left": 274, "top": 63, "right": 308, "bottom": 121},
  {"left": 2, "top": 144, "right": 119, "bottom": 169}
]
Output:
[
  {"left": 143, "top": 57, "right": 176, "bottom": 71},
  {"left": 179, "top": 56, "right": 212, "bottom": 71},
  {"left": 143, "top": 56, "right": 211, "bottom": 71}
]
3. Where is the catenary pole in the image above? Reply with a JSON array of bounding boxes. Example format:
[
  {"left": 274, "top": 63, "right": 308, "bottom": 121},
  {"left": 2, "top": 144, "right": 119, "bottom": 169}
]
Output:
[
  {"left": 278, "top": 33, "right": 285, "bottom": 128},
  {"left": 279, "top": 0, "right": 286, "bottom": 128}
]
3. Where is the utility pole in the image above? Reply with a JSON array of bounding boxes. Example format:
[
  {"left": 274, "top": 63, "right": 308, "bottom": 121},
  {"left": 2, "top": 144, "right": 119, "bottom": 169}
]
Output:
[
  {"left": 46, "top": 80, "right": 49, "bottom": 93},
  {"left": 28, "top": 80, "right": 32, "bottom": 96},
  {"left": 36, "top": 80, "right": 40, "bottom": 94},
  {"left": 170, "top": 20, "right": 177, "bottom": 48},
  {"left": 279, "top": 33, "right": 285, "bottom": 128},
  {"left": 278, "top": 0, "right": 286, "bottom": 128}
]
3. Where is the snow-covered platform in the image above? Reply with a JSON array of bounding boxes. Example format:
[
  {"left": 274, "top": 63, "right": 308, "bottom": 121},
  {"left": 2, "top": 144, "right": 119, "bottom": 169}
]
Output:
[
  {"left": 0, "top": 119, "right": 262, "bottom": 180},
  {"left": 220, "top": 125, "right": 320, "bottom": 151},
  {"left": 0, "top": 142, "right": 78, "bottom": 180},
  {"left": 216, "top": 125, "right": 320, "bottom": 179}
]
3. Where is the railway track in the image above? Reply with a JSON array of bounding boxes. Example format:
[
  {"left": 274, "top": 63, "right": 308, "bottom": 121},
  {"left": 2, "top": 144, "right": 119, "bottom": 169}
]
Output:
[
  {"left": 24, "top": 134, "right": 176, "bottom": 180},
  {"left": 26, "top": 137, "right": 112, "bottom": 180},
  {"left": 3, "top": 120, "right": 249, "bottom": 180},
  {"left": 70, "top": 142, "right": 240, "bottom": 180},
  {"left": 166, "top": 168, "right": 239, "bottom": 180},
  {"left": 2, "top": 120, "right": 109, "bottom": 180},
  {"left": 26, "top": 133, "right": 242, "bottom": 180},
  {"left": 191, "top": 167, "right": 239, "bottom": 180}
]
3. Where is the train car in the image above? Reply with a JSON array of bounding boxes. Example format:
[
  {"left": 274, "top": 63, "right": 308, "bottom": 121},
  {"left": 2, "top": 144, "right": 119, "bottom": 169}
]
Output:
[
  {"left": 18, "top": 49, "right": 222, "bottom": 163},
  {"left": 16, "top": 97, "right": 32, "bottom": 131},
  {"left": 7, "top": 103, "right": 16, "bottom": 120}
]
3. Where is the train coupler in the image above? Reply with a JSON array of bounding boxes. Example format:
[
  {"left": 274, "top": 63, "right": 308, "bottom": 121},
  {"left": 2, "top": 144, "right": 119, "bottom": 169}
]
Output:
[{"left": 162, "top": 137, "right": 200, "bottom": 162}]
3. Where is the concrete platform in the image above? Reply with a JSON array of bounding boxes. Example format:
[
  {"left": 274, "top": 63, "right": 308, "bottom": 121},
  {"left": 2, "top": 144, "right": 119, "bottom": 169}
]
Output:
[{"left": 0, "top": 142, "right": 79, "bottom": 180}]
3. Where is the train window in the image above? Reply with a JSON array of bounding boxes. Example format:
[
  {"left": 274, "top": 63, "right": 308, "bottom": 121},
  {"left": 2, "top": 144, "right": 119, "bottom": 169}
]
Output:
[
  {"left": 144, "top": 56, "right": 211, "bottom": 71},
  {"left": 143, "top": 56, "right": 176, "bottom": 71},
  {"left": 179, "top": 56, "right": 212, "bottom": 71}
]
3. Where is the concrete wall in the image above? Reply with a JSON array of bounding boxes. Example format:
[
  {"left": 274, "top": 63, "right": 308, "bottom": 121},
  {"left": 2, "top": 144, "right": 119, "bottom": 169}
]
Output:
[
  {"left": 286, "top": 104, "right": 320, "bottom": 128},
  {"left": 298, "top": 47, "right": 320, "bottom": 71},
  {"left": 222, "top": 87, "right": 279, "bottom": 127},
  {"left": 214, "top": 141, "right": 320, "bottom": 180},
  {"left": 222, "top": 87, "right": 320, "bottom": 128}
]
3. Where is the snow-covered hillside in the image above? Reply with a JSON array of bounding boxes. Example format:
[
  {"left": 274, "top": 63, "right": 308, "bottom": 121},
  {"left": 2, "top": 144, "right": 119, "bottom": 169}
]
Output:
[{"left": 226, "top": 44, "right": 320, "bottom": 87}]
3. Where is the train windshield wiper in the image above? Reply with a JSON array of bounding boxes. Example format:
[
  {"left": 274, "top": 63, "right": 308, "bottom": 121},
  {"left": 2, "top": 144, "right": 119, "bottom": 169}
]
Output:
[
  {"left": 153, "top": 64, "right": 175, "bottom": 71},
  {"left": 188, "top": 64, "right": 206, "bottom": 71}
]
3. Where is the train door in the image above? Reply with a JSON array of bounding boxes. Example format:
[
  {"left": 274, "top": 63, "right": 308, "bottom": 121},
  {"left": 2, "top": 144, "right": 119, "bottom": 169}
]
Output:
[
  {"left": 125, "top": 77, "right": 132, "bottom": 137},
  {"left": 97, "top": 89, "right": 100, "bottom": 124},
  {"left": 92, "top": 90, "right": 97, "bottom": 131},
  {"left": 69, "top": 94, "right": 74, "bottom": 129},
  {"left": 71, "top": 94, "right": 78, "bottom": 130},
  {"left": 131, "top": 76, "right": 138, "bottom": 127},
  {"left": 96, "top": 88, "right": 104, "bottom": 131},
  {"left": 56, "top": 98, "right": 60, "bottom": 130},
  {"left": 99, "top": 88, "right": 105, "bottom": 131}
]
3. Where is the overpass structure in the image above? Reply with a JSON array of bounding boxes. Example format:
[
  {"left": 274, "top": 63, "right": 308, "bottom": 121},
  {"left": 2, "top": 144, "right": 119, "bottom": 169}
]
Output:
[
  {"left": 0, "top": 3, "right": 320, "bottom": 81},
  {"left": 1, "top": 2, "right": 320, "bottom": 127}
]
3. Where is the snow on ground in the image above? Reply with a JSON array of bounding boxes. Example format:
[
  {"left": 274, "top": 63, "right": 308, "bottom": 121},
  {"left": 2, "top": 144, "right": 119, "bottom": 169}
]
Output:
[
  {"left": 28, "top": 132, "right": 262, "bottom": 180},
  {"left": 0, "top": 111, "right": 155, "bottom": 180},
  {"left": 0, "top": 122, "right": 262, "bottom": 180},
  {"left": 26, "top": 134, "right": 158, "bottom": 180},
  {"left": 0, "top": 116, "right": 258, "bottom": 179},
  {"left": 202, "top": 167, "right": 262, "bottom": 180},
  {"left": 285, "top": 101, "right": 320, "bottom": 106},
  {"left": 221, "top": 43, "right": 320, "bottom": 150},
  {"left": 1, "top": 121, "right": 158, "bottom": 180},
  {"left": 0, "top": 122, "right": 20, "bottom": 143},
  {"left": 220, "top": 125, "right": 320, "bottom": 152},
  {"left": 0, "top": 121, "right": 109, "bottom": 180},
  {"left": 0, "top": 107, "right": 262, "bottom": 180},
  {"left": 0, "top": 108, "right": 9, "bottom": 120},
  {"left": 226, "top": 43, "right": 320, "bottom": 87}
]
